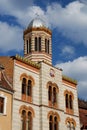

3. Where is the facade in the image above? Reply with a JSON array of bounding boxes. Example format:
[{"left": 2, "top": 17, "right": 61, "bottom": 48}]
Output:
[
  {"left": 0, "top": 17, "right": 80, "bottom": 130},
  {"left": 0, "top": 64, "right": 13, "bottom": 130}
]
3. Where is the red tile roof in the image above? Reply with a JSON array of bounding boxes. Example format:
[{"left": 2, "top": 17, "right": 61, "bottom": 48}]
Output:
[
  {"left": 0, "top": 56, "right": 14, "bottom": 85},
  {"left": 0, "top": 70, "right": 14, "bottom": 92}
]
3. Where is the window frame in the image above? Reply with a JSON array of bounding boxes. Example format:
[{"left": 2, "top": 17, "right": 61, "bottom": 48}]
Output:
[
  {"left": 66, "top": 117, "right": 76, "bottom": 130},
  {"left": 48, "top": 112, "right": 60, "bottom": 130},
  {"left": 21, "top": 78, "right": 32, "bottom": 102},
  {"left": 48, "top": 82, "right": 58, "bottom": 108},
  {"left": 21, "top": 110, "right": 32, "bottom": 130},
  {"left": 64, "top": 90, "right": 74, "bottom": 114},
  {"left": 20, "top": 106, "right": 35, "bottom": 130},
  {"left": 45, "top": 38, "right": 50, "bottom": 54},
  {"left": 0, "top": 95, "right": 7, "bottom": 115},
  {"left": 35, "top": 37, "right": 42, "bottom": 52},
  {"left": 26, "top": 38, "right": 31, "bottom": 54}
]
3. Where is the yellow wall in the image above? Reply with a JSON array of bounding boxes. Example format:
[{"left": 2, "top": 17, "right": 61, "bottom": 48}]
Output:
[{"left": 0, "top": 90, "right": 13, "bottom": 130}]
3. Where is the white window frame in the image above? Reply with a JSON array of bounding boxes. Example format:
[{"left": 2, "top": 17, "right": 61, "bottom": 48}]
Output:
[{"left": 0, "top": 94, "right": 7, "bottom": 115}]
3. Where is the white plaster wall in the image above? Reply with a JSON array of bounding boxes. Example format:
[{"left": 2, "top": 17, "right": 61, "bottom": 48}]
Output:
[
  {"left": 12, "top": 61, "right": 80, "bottom": 130},
  {"left": 12, "top": 100, "right": 41, "bottom": 130},
  {"left": 40, "top": 62, "right": 63, "bottom": 109},
  {"left": 40, "top": 106, "right": 66, "bottom": 130},
  {"left": 13, "top": 63, "right": 40, "bottom": 105}
]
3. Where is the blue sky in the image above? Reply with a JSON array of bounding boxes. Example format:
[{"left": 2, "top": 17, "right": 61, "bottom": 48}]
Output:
[{"left": 0, "top": 0, "right": 87, "bottom": 100}]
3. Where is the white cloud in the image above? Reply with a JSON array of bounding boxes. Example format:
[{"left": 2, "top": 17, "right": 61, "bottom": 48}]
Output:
[
  {"left": 61, "top": 45, "right": 75, "bottom": 55},
  {"left": 0, "top": 1, "right": 87, "bottom": 47},
  {"left": 0, "top": 22, "right": 23, "bottom": 52},
  {"left": 55, "top": 56, "right": 87, "bottom": 100},
  {"left": 0, "top": 0, "right": 46, "bottom": 28},
  {"left": 0, "top": 0, "right": 34, "bottom": 14},
  {"left": 46, "top": 1, "right": 87, "bottom": 46},
  {"left": 0, "top": 1, "right": 47, "bottom": 52},
  {"left": 16, "top": 6, "right": 47, "bottom": 28}
]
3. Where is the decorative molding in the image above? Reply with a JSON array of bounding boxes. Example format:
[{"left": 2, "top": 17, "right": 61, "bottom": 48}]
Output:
[
  {"left": 47, "top": 111, "right": 60, "bottom": 121},
  {"left": 64, "top": 90, "right": 74, "bottom": 100},
  {"left": 65, "top": 117, "right": 76, "bottom": 127},
  {"left": 19, "top": 105, "right": 35, "bottom": 117},
  {"left": 20, "top": 73, "right": 35, "bottom": 86}
]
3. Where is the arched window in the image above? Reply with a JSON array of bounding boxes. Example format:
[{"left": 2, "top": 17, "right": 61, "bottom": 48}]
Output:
[
  {"left": 64, "top": 90, "right": 74, "bottom": 114},
  {"left": 26, "top": 38, "right": 31, "bottom": 54},
  {"left": 35, "top": 37, "right": 41, "bottom": 52},
  {"left": 71, "top": 123, "right": 75, "bottom": 130},
  {"left": 53, "top": 87, "right": 57, "bottom": 104},
  {"left": 22, "top": 110, "right": 26, "bottom": 130},
  {"left": 47, "top": 40, "right": 49, "bottom": 54},
  {"left": 45, "top": 39, "right": 47, "bottom": 52},
  {"left": 28, "top": 112, "right": 32, "bottom": 130},
  {"left": 29, "top": 38, "right": 31, "bottom": 53},
  {"left": 47, "top": 82, "right": 58, "bottom": 107},
  {"left": 49, "top": 115, "right": 53, "bottom": 130},
  {"left": 69, "top": 95, "right": 73, "bottom": 109},
  {"left": 26, "top": 40, "right": 29, "bottom": 54},
  {"left": 66, "top": 118, "right": 76, "bottom": 130},
  {"left": 21, "top": 76, "right": 33, "bottom": 102},
  {"left": 20, "top": 107, "right": 34, "bottom": 130},
  {"left": 48, "top": 86, "right": 52, "bottom": 101},
  {"left": 45, "top": 39, "right": 50, "bottom": 54},
  {"left": 35, "top": 37, "right": 38, "bottom": 51},
  {"left": 65, "top": 94, "right": 69, "bottom": 108},
  {"left": 54, "top": 116, "right": 58, "bottom": 130},
  {"left": 27, "top": 80, "right": 32, "bottom": 96},
  {"left": 67, "top": 121, "right": 71, "bottom": 130},
  {"left": 39, "top": 37, "right": 41, "bottom": 51},
  {"left": 48, "top": 112, "right": 60, "bottom": 130},
  {"left": 22, "top": 78, "right": 26, "bottom": 95}
]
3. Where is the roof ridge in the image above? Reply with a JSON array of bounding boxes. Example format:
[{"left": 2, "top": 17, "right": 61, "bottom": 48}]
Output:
[
  {"left": 2, "top": 70, "right": 13, "bottom": 89},
  {"left": 15, "top": 54, "right": 41, "bottom": 69}
]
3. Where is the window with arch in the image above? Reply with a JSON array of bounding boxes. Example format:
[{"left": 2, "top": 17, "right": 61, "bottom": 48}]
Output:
[
  {"left": 20, "top": 106, "right": 35, "bottom": 130},
  {"left": 64, "top": 90, "right": 74, "bottom": 114},
  {"left": 48, "top": 111, "right": 60, "bottom": 130},
  {"left": 48, "top": 86, "right": 52, "bottom": 102},
  {"left": 27, "top": 40, "right": 28, "bottom": 54},
  {"left": 21, "top": 74, "right": 35, "bottom": 102},
  {"left": 45, "top": 39, "right": 50, "bottom": 54},
  {"left": 26, "top": 38, "right": 31, "bottom": 54},
  {"left": 22, "top": 78, "right": 32, "bottom": 102},
  {"left": 35, "top": 37, "right": 41, "bottom": 51},
  {"left": 66, "top": 118, "right": 76, "bottom": 130},
  {"left": 47, "top": 82, "right": 59, "bottom": 108},
  {"left": 29, "top": 38, "right": 31, "bottom": 53},
  {"left": 35, "top": 37, "right": 37, "bottom": 51},
  {"left": 22, "top": 111, "right": 32, "bottom": 130}
]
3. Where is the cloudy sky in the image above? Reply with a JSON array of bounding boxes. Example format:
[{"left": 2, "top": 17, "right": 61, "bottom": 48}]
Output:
[{"left": 0, "top": 0, "right": 87, "bottom": 100}]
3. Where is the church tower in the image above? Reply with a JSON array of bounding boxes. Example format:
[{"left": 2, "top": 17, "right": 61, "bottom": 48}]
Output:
[{"left": 23, "top": 17, "right": 52, "bottom": 64}]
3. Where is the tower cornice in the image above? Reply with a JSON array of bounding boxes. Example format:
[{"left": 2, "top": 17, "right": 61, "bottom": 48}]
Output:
[{"left": 23, "top": 27, "right": 52, "bottom": 38}]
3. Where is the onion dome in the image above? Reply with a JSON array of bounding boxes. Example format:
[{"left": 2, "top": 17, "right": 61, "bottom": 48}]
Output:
[{"left": 28, "top": 17, "right": 46, "bottom": 28}]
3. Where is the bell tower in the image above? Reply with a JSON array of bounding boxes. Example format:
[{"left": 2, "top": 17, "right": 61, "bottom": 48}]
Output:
[{"left": 23, "top": 17, "right": 52, "bottom": 64}]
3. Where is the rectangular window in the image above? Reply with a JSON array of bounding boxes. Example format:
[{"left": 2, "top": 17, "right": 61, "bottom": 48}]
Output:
[
  {"left": 0, "top": 95, "right": 7, "bottom": 115},
  {"left": 0, "top": 97, "right": 4, "bottom": 114}
]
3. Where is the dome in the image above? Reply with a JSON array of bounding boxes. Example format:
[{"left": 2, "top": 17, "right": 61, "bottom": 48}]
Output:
[{"left": 28, "top": 17, "right": 46, "bottom": 28}]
